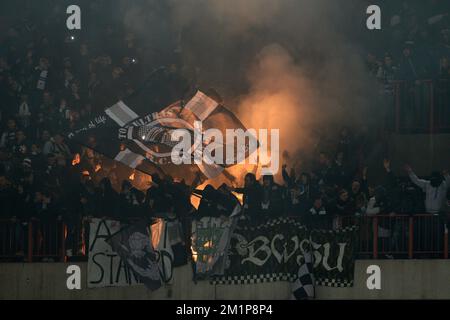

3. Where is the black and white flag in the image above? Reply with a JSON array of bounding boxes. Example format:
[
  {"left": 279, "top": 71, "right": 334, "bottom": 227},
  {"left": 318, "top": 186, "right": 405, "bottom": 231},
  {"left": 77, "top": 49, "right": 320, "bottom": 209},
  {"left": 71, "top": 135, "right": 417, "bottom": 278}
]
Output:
[
  {"left": 68, "top": 67, "right": 254, "bottom": 182},
  {"left": 106, "top": 221, "right": 162, "bottom": 291},
  {"left": 291, "top": 249, "right": 315, "bottom": 300}
]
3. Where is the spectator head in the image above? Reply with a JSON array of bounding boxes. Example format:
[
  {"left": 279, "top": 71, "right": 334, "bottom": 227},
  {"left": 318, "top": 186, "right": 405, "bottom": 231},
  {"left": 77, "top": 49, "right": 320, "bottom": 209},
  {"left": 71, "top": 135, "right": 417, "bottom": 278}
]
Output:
[
  {"left": 85, "top": 179, "right": 95, "bottom": 192},
  {"left": 112, "top": 67, "right": 123, "bottom": 79},
  {"left": 30, "top": 143, "right": 40, "bottom": 155},
  {"left": 59, "top": 97, "right": 67, "bottom": 108},
  {"left": 6, "top": 119, "right": 16, "bottom": 130},
  {"left": 80, "top": 43, "right": 88, "bottom": 55},
  {"left": 99, "top": 177, "right": 113, "bottom": 192},
  {"left": 34, "top": 190, "right": 43, "bottom": 202},
  {"left": 151, "top": 173, "right": 162, "bottom": 186},
  {"left": 63, "top": 68, "right": 73, "bottom": 81},
  {"left": 164, "top": 174, "right": 174, "bottom": 184},
  {"left": 218, "top": 183, "right": 230, "bottom": 194},
  {"left": 41, "top": 130, "right": 51, "bottom": 142},
  {"left": 87, "top": 136, "right": 97, "bottom": 148},
  {"left": 83, "top": 148, "right": 95, "bottom": 160},
  {"left": 313, "top": 196, "right": 323, "bottom": 209},
  {"left": 202, "top": 184, "right": 217, "bottom": 201},
  {"left": 300, "top": 172, "right": 310, "bottom": 185},
  {"left": 43, "top": 91, "right": 52, "bottom": 103},
  {"left": 430, "top": 171, "right": 443, "bottom": 188},
  {"left": 0, "top": 175, "right": 11, "bottom": 190},
  {"left": 384, "top": 54, "right": 393, "bottom": 66},
  {"left": 338, "top": 189, "right": 349, "bottom": 202},
  {"left": 39, "top": 57, "right": 49, "bottom": 70},
  {"left": 244, "top": 173, "right": 257, "bottom": 187},
  {"left": 18, "top": 144, "right": 27, "bottom": 155},
  {"left": 71, "top": 81, "right": 79, "bottom": 93},
  {"left": 355, "top": 194, "right": 366, "bottom": 209},
  {"left": 262, "top": 174, "right": 274, "bottom": 187},
  {"left": 402, "top": 46, "right": 412, "bottom": 58},
  {"left": 122, "top": 56, "right": 131, "bottom": 67},
  {"left": 54, "top": 133, "right": 64, "bottom": 144},
  {"left": 63, "top": 57, "right": 72, "bottom": 69},
  {"left": 16, "top": 130, "right": 26, "bottom": 143},
  {"left": 351, "top": 180, "right": 361, "bottom": 194},
  {"left": 121, "top": 180, "right": 132, "bottom": 193},
  {"left": 366, "top": 53, "right": 377, "bottom": 64},
  {"left": 319, "top": 151, "right": 329, "bottom": 165},
  {"left": 125, "top": 32, "right": 135, "bottom": 44}
]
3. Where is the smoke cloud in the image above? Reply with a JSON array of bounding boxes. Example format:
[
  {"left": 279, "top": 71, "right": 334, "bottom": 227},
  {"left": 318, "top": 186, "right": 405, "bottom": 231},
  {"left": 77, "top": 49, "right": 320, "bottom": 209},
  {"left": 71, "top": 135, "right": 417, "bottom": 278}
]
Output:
[{"left": 119, "top": 0, "right": 381, "bottom": 179}]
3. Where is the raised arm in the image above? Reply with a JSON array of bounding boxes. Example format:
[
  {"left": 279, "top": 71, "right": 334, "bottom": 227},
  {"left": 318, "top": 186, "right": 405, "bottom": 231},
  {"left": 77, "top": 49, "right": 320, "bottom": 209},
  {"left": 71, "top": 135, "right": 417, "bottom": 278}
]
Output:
[{"left": 405, "top": 164, "right": 428, "bottom": 191}]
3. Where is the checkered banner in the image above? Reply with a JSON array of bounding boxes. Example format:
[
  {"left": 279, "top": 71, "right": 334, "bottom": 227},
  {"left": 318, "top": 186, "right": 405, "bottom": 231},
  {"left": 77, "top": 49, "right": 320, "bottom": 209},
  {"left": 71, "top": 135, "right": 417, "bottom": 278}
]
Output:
[{"left": 211, "top": 217, "right": 358, "bottom": 288}]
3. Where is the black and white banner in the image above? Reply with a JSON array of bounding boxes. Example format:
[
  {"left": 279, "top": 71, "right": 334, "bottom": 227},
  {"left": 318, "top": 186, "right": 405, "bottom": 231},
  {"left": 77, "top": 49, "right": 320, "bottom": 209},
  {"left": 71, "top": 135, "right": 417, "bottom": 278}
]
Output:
[
  {"left": 211, "top": 217, "right": 358, "bottom": 288},
  {"left": 191, "top": 216, "right": 238, "bottom": 278},
  {"left": 87, "top": 219, "right": 141, "bottom": 288},
  {"left": 67, "top": 68, "right": 251, "bottom": 182},
  {"left": 106, "top": 220, "right": 162, "bottom": 291},
  {"left": 87, "top": 218, "right": 176, "bottom": 289}
]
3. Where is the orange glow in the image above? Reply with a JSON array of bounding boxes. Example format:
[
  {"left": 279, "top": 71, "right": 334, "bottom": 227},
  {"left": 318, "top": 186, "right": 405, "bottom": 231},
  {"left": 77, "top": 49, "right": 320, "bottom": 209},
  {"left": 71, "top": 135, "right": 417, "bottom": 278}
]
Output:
[
  {"left": 203, "top": 240, "right": 212, "bottom": 248},
  {"left": 72, "top": 153, "right": 80, "bottom": 166},
  {"left": 191, "top": 245, "right": 198, "bottom": 262},
  {"left": 190, "top": 181, "right": 208, "bottom": 209}
]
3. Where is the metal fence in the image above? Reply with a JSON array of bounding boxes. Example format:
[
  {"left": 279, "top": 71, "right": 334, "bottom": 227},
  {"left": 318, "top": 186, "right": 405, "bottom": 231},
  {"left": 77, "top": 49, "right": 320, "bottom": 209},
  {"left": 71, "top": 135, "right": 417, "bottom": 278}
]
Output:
[{"left": 1, "top": 213, "right": 449, "bottom": 262}]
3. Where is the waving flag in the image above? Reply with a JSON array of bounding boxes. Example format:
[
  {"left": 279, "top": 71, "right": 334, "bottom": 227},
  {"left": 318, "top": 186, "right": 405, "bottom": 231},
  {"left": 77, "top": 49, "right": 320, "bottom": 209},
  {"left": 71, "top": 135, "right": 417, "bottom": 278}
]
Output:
[
  {"left": 291, "top": 249, "right": 315, "bottom": 300},
  {"left": 68, "top": 67, "right": 256, "bottom": 182}
]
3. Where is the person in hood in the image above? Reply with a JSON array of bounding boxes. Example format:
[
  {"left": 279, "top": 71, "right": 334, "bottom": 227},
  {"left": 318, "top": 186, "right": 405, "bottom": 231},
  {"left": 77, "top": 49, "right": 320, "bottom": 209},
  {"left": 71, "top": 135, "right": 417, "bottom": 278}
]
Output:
[{"left": 405, "top": 165, "right": 450, "bottom": 214}]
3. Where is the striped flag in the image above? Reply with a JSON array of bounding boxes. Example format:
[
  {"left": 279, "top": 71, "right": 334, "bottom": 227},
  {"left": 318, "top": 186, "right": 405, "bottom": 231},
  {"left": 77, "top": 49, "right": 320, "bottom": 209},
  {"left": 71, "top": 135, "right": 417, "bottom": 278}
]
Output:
[{"left": 68, "top": 68, "right": 254, "bottom": 182}]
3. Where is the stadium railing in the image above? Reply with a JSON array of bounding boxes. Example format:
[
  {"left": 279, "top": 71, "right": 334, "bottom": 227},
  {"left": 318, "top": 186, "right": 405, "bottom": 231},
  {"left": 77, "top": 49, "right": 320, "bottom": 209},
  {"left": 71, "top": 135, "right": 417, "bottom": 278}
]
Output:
[
  {"left": 0, "top": 213, "right": 449, "bottom": 262},
  {"left": 340, "top": 214, "right": 449, "bottom": 259}
]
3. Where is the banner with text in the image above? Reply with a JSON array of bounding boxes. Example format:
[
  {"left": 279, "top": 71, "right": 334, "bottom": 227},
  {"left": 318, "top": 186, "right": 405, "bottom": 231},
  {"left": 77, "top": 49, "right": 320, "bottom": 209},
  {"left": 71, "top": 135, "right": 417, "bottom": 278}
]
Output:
[
  {"left": 87, "top": 219, "right": 141, "bottom": 288},
  {"left": 88, "top": 218, "right": 176, "bottom": 288},
  {"left": 211, "top": 217, "right": 357, "bottom": 287}
]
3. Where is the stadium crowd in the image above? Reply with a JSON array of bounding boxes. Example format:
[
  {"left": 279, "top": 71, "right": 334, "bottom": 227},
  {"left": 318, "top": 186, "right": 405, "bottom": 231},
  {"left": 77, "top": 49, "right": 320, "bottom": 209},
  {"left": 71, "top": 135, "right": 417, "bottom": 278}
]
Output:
[
  {"left": 367, "top": 0, "right": 450, "bottom": 82},
  {"left": 0, "top": 0, "right": 449, "bottom": 260},
  {"left": 365, "top": 0, "right": 450, "bottom": 131}
]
